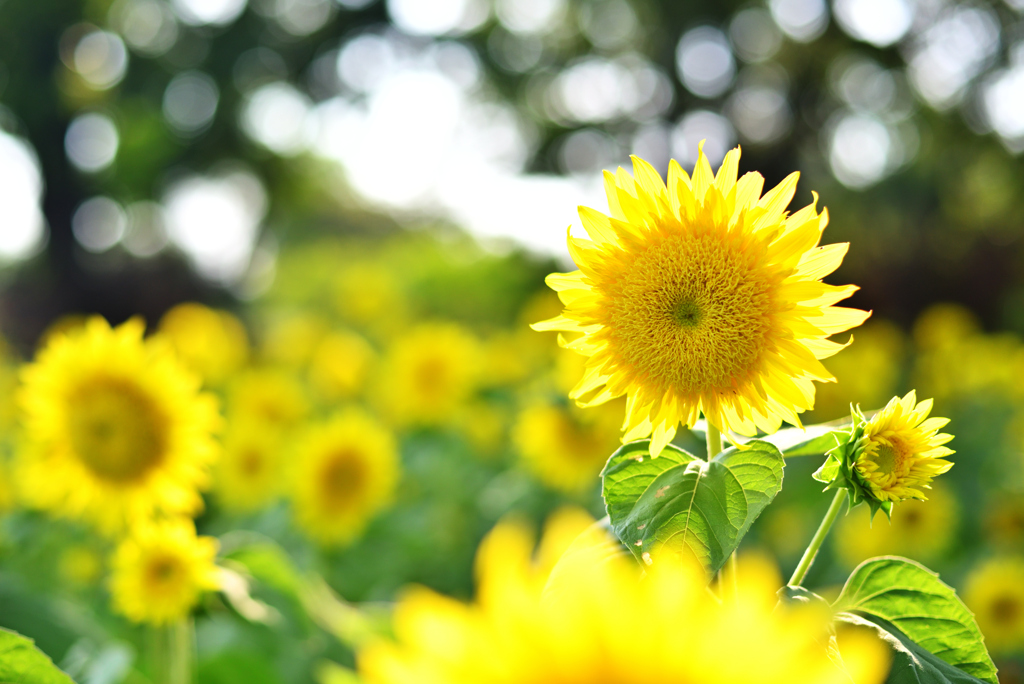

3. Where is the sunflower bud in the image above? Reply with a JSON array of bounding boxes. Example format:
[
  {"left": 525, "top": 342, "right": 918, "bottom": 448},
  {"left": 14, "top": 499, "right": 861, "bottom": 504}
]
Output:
[{"left": 813, "top": 391, "right": 954, "bottom": 519}]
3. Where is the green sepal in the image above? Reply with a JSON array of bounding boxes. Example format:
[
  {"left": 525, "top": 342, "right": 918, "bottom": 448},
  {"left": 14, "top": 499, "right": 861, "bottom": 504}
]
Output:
[{"left": 811, "top": 407, "right": 892, "bottom": 521}]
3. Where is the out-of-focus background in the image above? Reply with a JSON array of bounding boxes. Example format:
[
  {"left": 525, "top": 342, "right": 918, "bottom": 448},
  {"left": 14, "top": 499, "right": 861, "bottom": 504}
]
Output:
[{"left": 1, "top": 0, "right": 1023, "bottom": 681}]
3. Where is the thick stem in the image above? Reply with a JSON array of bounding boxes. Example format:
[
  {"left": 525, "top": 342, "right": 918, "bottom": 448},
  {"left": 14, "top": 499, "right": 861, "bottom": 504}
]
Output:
[
  {"left": 152, "top": 619, "right": 193, "bottom": 684},
  {"left": 705, "top": 423, "right": 722, "bottom": 461},
  {"left": 788, "top": 489, "right": 848, "bottom": 588}
]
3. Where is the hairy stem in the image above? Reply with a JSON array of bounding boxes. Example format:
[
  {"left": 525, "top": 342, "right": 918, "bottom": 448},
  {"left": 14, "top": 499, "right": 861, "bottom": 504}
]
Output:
[
  {"left": 788, "top": 489, "right": 848, "bottom": 588},
  {"left": 705, "top": 423, "right": 722, "bottom": 461}
]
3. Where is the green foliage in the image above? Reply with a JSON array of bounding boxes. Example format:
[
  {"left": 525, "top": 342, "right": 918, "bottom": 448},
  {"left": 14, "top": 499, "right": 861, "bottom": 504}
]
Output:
[
  {"left": 834, "top": 557, "right": 998, "bottom": 684},
  {"left": 811, "top": 410, "right": 893, "bottom": 519},
  {"left": 0, "top": 628, "right": 74, "bottom": 684},
  {"left": 601, "top": 439, "right": 784, "bottom": 575}
]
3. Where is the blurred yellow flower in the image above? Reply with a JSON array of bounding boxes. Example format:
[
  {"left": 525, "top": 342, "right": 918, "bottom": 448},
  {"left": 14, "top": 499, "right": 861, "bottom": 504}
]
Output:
[
  {"left": 455, "top": 401, "right": 507, "bottom": 456},
  {"left": 334, "top": 263, "right": 407, "bottom": 335},
  {"left": 913, "top": 303, "right": 980, "bottom": 352},
  {"left": 985, "top": 496, "right": 1024, "bottom": 550},
  {"left": 359, "top": 509, "right": 889, "bottom": 684},
  {"left": 853, "top": 391, "right": 954, "bottom": 503},
  {"left": 261, "top": 312, "right": 328, "bottom": 367},
  {"left": 512, "top": 399, "right": 622, "bottom": 492},
  {"left": 964, "top": 557, "right": 1024, "bottom": 654},
  {"left": 534, "top": 148, "right": 867, "bottom": 454},
  {"left": 18, "top": 317, "right": 220, "bottom": 532},
  {"left": 835, "top": 483, "right": 959, "bottom": 567},
  {"left": 214, "top": 420, "right": 284, "bottom": 514},
  {"left": 378, "top": 323, "right": 481, "bottom": 427},
  {"left": 309, "top": 330, "right": 376, "bottom": 401},
  {"left": 480, "top": 332, "right": 534, "bottom": 388},
  {"left": 813, "top": 320, "right": 906, "bottom": 422},
  {"left": 157, "top": 303, "right": 249, "bottom": 386},
  {"left": 110, "top": 519, "right": 220, "bottom": 625},
  {"left": 228, "top": 368, "right": 309, "bottom": 431},
  {"left": 292, "top": 410, "right": 399, "bottom": 546}
]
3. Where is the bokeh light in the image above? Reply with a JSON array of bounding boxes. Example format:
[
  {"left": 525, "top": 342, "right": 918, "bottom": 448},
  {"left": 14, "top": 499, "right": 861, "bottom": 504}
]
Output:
[
  {"left": 171, "top": 0, "right": 247, "bottom": 26},
  {"left": 65, "top": 113, "right": 119, "bottom": 173},
  {"left": 71, "top": 29, "right": 128, "bottom": 90},
  {"left": 675, "top": 27, "right": 735, "bottom": 99},
  {"left": 163, "top": 71, "right": 220, "bottom": 135},
  {"left": 0, "top": 132, "right": 46, "bottom": 261},
  {"left": 72, "top": 197, "right": 128, "bottom": 253},
  {"left": 768, "top": 0, "right": 829, "bottom": 42},
  {"left": 672, "top": 110, "right": 735, "bottom": 165},
  {"left": 833, "top": 0, "right": 913, "bottom": 47},
  {"left": 241, "top": 82, "right": 313, "bottom": 156}
]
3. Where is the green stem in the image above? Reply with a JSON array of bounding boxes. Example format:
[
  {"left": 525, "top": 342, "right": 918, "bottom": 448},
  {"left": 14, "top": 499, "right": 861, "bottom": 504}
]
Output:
[
  {"left": 787, "top": 488, "right": 848, "bottom": 588},
  {"left": 151, "top": 619, "right": 193, "bottom": 684},
  {"left": 705, "top": 423, "right": 722, "bottom": 461}
]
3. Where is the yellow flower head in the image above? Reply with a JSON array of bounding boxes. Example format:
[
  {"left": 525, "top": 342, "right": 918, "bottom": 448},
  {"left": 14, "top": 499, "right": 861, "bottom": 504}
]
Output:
[
  {"left": 853, "top": 391, "right": 954, "bottom": 503},
  {"left": 214, "top": 419, "right": 284, "bottom": 514},
  {"left": 110, "top": 518, "right": 220, "bottom": 625},
  {"left": 359, "top": 509, "right": 889, "bottom": 684},
  {"left": 291, "top": 409, "right": 399, "bottom": 546},
  {"left": 157, "top": 303, "right": 249, "bottom": 386},
  {"left": 309, "top": 330, "right": 376, "bottom": 401},
  {"left": 534, "top": 148, "right": 868, "bottom": 454},
  {"left": 17, "top": 317, "right": 220, "bottom": 532},
  {"left": 377, "top": 323, "right": 481, "bottom": 427},
  {"left": 512, "top": 398, "right": 623, "bottom": 492},
  {"left": 964, "top": 556, "right": 1024, "bottom": 654},
  {"left": 228, "top": 367, "right": 309, "bottom": 431}
]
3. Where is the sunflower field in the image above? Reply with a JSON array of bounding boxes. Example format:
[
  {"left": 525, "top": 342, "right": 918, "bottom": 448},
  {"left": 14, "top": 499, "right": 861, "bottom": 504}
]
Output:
[{"left": 1, "top": 0, "right": 1024, "bottom": 682}]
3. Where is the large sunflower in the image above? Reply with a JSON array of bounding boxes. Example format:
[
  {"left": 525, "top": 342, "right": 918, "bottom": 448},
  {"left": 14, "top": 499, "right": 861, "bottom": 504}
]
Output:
[
  {"left": 17, "top": 317, "right": 220, "bottom": 532},
  {"left": 359, "top": 510, "right": 889, "bottom": 684},
  {"left": 534, "top": 148, "right": 869, "bottom": 454}
]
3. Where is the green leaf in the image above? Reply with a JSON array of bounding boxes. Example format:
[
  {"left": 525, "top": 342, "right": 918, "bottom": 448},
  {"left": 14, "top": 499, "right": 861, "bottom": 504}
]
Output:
[
  {"left": 834, "top": 557, "right": 997, "bottom": 684},
  {"left": 601, "top": 439, "right": 784, "bottom": 575},
  {"left": 0, "top": 628, "right": 75, "bottom": 684},
  {"left": 768, "top": 424, "right": 848, "bottom": 457},
  {"left": 837, "top": 613, "right": 990, "bottom": 684}
]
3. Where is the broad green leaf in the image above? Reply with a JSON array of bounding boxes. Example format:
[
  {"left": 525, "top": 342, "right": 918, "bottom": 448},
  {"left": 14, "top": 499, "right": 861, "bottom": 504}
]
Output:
[
  {"left": 602, "top": 439, "right": 784, "bottom": 575},
  {"left": 837, "top": 613, "right": 990, "bottom": 684},
  {"left": 835, "top": 557, "right": 997, "bottom": 684},
  {"left": 0, "top": 628, "right": 74, "bottom": 684}
]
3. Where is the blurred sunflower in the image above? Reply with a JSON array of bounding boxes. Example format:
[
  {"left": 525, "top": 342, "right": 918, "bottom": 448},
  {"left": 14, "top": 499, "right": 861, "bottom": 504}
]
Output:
[
  {"left": 852, "top": 391, "right": 954, "bottom": 503},
  {"left": 308, "top": 330, "right": 376, "bottom": 401},
  {"left": 985, "top": 496, "right": 1024, "bottom": 550},
  {"left": 261, "top": 312, "right": 329, "bottom": 368},
  {"left": 334, "top": 263, "right": 408, "bottom": 336},
  {"left": 534, "top": 148, "right": 868, "bottom": 454},
  {"left": 110, "top": 519, "right": 220, "bottom": 625},
  {"left": 964, "top": 557, "right": 1024, "bottom": 654},
  {"left": 228, "top": 368, "right": 309, "bottom": 432},
  {"left": 59, "top": 545, "right": 103, "bottom": 587},
  {"left": 512, "top": 399, "right": 623, "bottom": 492},
  {"left": 157, "top": 303, "right": 249, "bottom": 386},
  {"left": 18, "top": 317, "right": 219, "bottom": 532},
  {"left": 378, "top": 323, "right": 481, "bottom": 427},
  {"left": 214, "top": 420, "right": 284, "bottom": 514},
  {"left": 455, "top": 401, "right": 508, "bottom": 456},
  {"left": 359, "top": 509, "right": 889, "bottom": 684},
  {"left": 292, "top": 410, "right": 399, "bottom": 546},
  {"left": 835, "top": 483, "right": 959, "bottom": 567}
]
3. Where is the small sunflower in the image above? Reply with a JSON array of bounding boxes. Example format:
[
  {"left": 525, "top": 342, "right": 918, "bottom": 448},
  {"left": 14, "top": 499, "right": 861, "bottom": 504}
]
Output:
[
  {"left": 110, "top": 519, "right": 220, "bottom": 625},
  {"left": 291, "top": 409, "right": 399, "bottom": 546},
  {"left": 964, "top": 557, "right": 1024, "bottom": 654},
  {"left": 157, "top": 303, "right": 249, "bottom": 386},
  {"left": 228, "top": 367, "right": 309, "bottom": 431},
  {"left": 534, "top": 148, "right": 868, "bottom": 454},
  {"left": 852, "top": 391, "right": 954, "bottom": 503},
  {"left": 512, "top": 398, "right": 623, "bottom": 492},
  {"left": 377, "top": 323, "right": 481, "bottom": 427},
  {"left": 359, "top": 510, "right": 889, "bottom": 684},
  {"left": 18, "top": 317, "right": 220, "bottom": 532},
  {"left": 308, "top": 330, "right": 376, "bottom": 401},
  {"left": 214, "top": 420, "right": 284, "bottom": 514}
]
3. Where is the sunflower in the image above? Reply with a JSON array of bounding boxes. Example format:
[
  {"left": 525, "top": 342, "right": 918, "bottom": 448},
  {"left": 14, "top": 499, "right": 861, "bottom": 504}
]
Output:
[
  {"left": 157, "top": 303, "right": 249, "bottom": 386},
  {"left": 533, "top": 148, "right": 868, "bottom": 454},
  {"left": 964, "top": 557, "right": 1024, "bottom": 654},
  {"left": 852, "top": 391, "right": 954, "bottom": 502},
  {"left": 227, "top": 367, "right": 309, "bottom": 431},
  {"left": 214, "top": 419, "right": 284, "bottom": 514},
  {"left": 359, "top": 509, "right": 889, "bottom": 684},
  {"left": 17, "top": 317, "right": 220, "bottom": 532},
  {"left": 291, "top": 409, "right": 399, "bottom": 546},
  {"left": 512, "top": 398, "right": 623, "bottom": 492},
  {"left": 110, "top": 518, "right": 220, "bottom": 625},
  {"left": 377, "top": 323, "right": 481, "bottom": 427},
  {"left": 836, "top": 483, "right": 958, "bottom": 567},
  {"left": 308, "top": 330, "right": 376, "bottom": 401}
]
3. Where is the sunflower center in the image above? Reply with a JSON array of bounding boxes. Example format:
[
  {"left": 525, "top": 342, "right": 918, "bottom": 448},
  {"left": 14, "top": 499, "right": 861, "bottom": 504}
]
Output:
[
  {"left": 598, "top": 229, "right": 780, "bottom": 395},
  {"left": 66, "top": 377, "right": 167, "bottom": 482},
  {"left": 319, "top": 451, "right": 367, "bottom": 507},
  {"left": 238, "top": 449, "right": 265, "bottom": 477},
  {"left": 991, "top": 595, "right": 1021, "bottom": 625},
  {"left": 145, "top": 555, "right": 182, "bottom": 588},
  {"left": 872, "top": 444, "right": 901, "bottom": 476}
]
